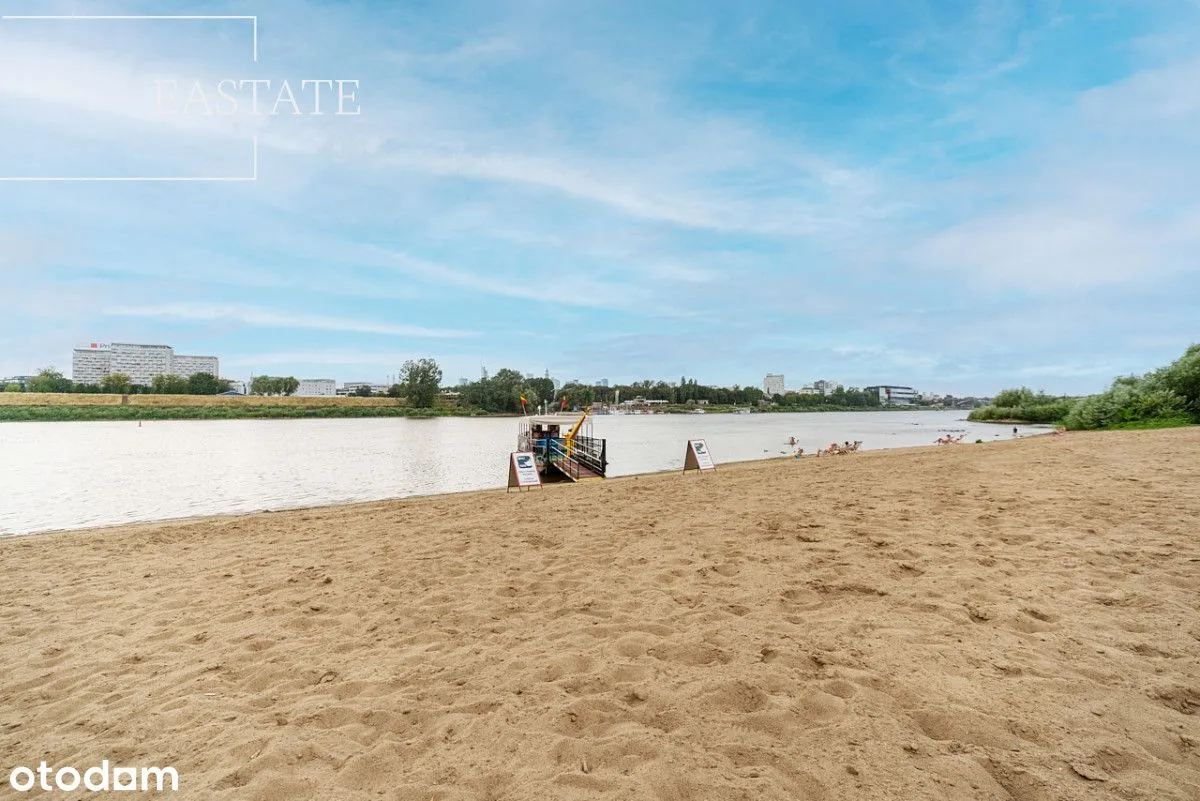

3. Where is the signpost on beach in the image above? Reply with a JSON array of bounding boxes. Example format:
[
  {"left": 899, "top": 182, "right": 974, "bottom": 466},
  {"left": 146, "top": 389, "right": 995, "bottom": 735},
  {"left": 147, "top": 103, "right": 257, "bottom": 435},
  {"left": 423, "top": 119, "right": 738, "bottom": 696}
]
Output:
[
  {"left": 508, "top": 452, "right": 542, "bottom": 492},
  {"left": 683, "top": 439, "right": 716, "bottom": 473}
]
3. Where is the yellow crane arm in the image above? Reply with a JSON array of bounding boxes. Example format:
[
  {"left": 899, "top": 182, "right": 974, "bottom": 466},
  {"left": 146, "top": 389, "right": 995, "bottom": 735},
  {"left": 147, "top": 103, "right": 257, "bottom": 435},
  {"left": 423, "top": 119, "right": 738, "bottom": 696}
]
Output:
[{"left": 564, "top": 408, "right": 590, "bottom": 455}]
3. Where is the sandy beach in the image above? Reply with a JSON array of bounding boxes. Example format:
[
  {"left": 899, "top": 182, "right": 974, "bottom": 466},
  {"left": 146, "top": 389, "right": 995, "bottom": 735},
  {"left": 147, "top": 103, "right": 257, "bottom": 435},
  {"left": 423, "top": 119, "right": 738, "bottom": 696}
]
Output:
[{"left": 2, "top": 428, "right": 1198, "bottom": 800}]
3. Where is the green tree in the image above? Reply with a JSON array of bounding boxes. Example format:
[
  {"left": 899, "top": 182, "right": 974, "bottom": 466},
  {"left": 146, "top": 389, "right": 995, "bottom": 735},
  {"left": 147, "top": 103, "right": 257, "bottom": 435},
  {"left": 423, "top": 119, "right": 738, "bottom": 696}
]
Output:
[
  {"left": 150, "top": 374, "right": 190, "bottom": 394},
  {"left": 4, "top": 382, "right": 21, "bottom": 392},
  {"left": 527, "top": 377, "right": 554, "bottom": 405},
  {"left": 1149, "top": 343, "right": 1200, "bottom": 417},
  {"left": 993, "top": 387, "right": 1036, "bottom": 408},
  {"left": 100, "top": 372, "right": 133, "bottom": 394},
  {"left": 250, "top": 375, "right": 296, "bottom": 396},
  {"left": 400, "top": 358, "right": 443, "bottom": 408},
  {"left": 387, "top": 383, "right": 404, "bottom": 399},
  {"left": 187, "top": 372, "right": 227, "bottom": 395},
  {"left": 352, "top": 385, "right": 373, "bottom": 397},
  {"left": 30, "top": 368, "right": 73, "bottom": 393}
]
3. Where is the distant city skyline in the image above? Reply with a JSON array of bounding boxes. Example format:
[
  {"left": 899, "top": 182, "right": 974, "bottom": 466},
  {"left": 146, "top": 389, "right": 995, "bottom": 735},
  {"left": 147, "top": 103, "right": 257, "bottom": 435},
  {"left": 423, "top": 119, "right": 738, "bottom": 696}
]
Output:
[
  {"left": 2, "top": 1, "right": 1197, "bottom": 396},
  {"left": 12, "top": 338, "right": 1102, "bottom": 400}
]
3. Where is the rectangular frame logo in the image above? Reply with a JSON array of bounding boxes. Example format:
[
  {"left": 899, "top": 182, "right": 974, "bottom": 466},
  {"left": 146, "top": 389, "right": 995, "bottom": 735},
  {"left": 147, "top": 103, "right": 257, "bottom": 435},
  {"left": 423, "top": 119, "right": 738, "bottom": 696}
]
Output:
[{"left": 0, "top": 14, "right": 260, "bottom": 183}]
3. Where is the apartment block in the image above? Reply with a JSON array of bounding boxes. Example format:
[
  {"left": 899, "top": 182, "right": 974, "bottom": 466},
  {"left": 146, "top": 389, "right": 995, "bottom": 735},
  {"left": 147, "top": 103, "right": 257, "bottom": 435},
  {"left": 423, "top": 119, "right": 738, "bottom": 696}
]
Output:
[{"left": 763, "top": 373, "right": 785, "bottom": 397}]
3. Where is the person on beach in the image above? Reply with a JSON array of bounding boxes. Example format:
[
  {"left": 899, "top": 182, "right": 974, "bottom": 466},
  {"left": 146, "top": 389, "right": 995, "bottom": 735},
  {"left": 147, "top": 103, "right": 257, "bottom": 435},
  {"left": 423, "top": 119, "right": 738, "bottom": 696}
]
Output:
[{"left": 1012, "top": 427, "right": 1018, "bottom": 437}]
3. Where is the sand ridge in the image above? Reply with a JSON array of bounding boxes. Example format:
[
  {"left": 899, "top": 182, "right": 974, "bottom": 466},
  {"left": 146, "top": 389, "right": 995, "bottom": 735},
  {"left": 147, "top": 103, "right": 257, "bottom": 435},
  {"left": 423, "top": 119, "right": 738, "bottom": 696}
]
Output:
[{"left": 2, "top": 428, "right": 1198, "bottom": 799}]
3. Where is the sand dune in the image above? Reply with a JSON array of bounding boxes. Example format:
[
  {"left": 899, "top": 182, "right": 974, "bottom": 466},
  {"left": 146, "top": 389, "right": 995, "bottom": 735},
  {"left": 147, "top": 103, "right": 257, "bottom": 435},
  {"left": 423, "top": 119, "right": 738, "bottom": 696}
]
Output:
[{"left": 2, "top": 428, "right": 1198, "bottom": 800}]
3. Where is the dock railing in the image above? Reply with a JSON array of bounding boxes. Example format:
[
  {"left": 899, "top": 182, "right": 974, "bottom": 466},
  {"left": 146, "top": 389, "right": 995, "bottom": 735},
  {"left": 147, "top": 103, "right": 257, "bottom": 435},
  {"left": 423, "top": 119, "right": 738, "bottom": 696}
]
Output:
[{"left": 547, "top": 438, "right": 581, "bottom": 480}]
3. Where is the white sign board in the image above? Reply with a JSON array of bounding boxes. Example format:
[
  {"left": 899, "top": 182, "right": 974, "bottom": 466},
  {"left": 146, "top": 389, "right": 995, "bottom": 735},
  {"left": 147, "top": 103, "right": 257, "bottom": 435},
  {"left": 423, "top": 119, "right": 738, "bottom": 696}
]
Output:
[
  {"left": 684, "top": 439, "right": 716, "bottom": 472},
  {"left": 508, "top": 451, "right": 542, "bottom": 491}
]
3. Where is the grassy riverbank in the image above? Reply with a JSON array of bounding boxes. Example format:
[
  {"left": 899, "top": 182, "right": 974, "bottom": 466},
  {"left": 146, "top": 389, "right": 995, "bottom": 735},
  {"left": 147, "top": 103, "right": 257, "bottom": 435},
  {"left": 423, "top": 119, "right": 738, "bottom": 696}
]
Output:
[
  {"left": 0, "top": 392, "right": 492, "bottom": 421},
  {"left": 0, "top": 405, "right": 482, "bottom": 422},
  {"left": 0, "top": 392, "right": 958, "bottom": 422}
]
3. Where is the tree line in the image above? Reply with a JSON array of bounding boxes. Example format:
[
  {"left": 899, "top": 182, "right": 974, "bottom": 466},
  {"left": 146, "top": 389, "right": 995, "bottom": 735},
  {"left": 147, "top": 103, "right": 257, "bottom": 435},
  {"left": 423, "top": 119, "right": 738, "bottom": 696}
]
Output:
[
  {"left": 250, "top": 376, "right": 299, "bottom": 396},
  {"left": 969, "top": 344, "right": 1200, "bottom": 429},
  {"left": 8, "top": 368, "right": 231, "bottom": 395},
  {"left": 452, "top": 369, "right": 883, "bottom": 413}
]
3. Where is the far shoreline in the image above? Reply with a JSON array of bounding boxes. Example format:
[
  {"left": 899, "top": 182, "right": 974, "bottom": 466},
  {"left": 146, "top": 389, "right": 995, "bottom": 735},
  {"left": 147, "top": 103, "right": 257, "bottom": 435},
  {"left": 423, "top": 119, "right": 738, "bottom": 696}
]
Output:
[{"left": 0, "top": 403, "right": 974, "bottom": 423}]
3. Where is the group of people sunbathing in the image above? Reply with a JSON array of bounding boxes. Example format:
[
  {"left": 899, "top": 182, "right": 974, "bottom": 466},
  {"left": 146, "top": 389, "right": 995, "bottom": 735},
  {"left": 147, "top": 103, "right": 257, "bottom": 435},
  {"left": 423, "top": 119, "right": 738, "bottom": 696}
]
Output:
[
  {"left": 790, "top": 440, "right": 861, "bottom": 457},
  {"left": 935, "top": 433, "right": 967, "bottom": 445}
]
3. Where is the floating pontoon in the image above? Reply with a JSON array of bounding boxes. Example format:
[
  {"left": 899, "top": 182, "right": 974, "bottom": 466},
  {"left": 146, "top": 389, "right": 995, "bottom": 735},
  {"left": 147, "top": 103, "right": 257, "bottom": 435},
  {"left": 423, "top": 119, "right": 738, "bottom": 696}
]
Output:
[{"left": 517, "top": 411, "right": 608, "bottom": 482}]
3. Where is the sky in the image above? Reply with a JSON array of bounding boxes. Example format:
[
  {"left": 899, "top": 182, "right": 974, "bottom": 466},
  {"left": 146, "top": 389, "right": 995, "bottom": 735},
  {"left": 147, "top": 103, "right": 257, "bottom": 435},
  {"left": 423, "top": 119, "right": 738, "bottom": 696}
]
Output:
[{"left": 1, "top": 0, "right": 1197, "bottom": 396}]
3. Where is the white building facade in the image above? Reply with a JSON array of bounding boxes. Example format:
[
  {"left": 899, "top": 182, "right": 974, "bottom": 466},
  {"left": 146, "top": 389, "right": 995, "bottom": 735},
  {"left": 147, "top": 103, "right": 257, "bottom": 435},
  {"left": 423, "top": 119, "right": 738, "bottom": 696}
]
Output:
[
  {"left": 866, "top": 385, "right": 919, "bottom": 406},
  {"left": 763, "top": 373, "right": 785, "bottom": 397},
  {"left": 297, "top": 378, "right": 336, "bottom": 396},
  {"left": 340, "top": 381, "right": 389, "bottom": 396},
  {"left": 171, "top": 354, "right": 219, "bottom": 378},
  {"left": 72, "top": 346, "right": 112, "bottom": 385},
  {"left": 72, "top": 342, "right": 219, "bottom": 386}
]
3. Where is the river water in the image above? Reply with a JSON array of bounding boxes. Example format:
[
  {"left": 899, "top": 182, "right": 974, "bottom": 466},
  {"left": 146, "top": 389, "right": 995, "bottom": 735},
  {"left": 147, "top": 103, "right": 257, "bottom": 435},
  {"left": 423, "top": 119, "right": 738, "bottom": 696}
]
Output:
[{"left": 0, "top": 411, "right": 1045, "bottom": 535}]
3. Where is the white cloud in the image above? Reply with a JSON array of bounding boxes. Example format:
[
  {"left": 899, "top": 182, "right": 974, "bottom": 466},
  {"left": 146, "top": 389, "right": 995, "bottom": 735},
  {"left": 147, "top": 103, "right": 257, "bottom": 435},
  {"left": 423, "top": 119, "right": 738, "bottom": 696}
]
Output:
[
  {"left": 1017, "top": 362, "right": 1117, "bottom": 378},
  {"left": 909, "top": 52, "right": 1200, "bottom": 292},
  {"left": 830, "top": 344, "right": 940, "bottom": 371},
  {"left": 102, "top": 303, "right": 476, "bottom": 338}
]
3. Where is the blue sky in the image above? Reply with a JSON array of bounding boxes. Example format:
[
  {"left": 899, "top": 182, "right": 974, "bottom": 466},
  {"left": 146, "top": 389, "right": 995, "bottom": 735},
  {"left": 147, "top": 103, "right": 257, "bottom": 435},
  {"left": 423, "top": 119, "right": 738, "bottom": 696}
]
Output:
[{"left": 1, "top": 0, "right": 1197, "bottom": 395}]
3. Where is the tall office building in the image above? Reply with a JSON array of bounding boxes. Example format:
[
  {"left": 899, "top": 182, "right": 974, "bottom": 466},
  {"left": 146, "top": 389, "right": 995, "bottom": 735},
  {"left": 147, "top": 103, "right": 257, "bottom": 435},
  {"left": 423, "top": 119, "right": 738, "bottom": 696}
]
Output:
[
  {"left": 72, "top": 346, "right": 112, "bottom": 385},
  {"left": 72, "top": 342, "right": 220, "bottom": 386},
  {"left": 763, "top": 373, "right": 785, "bottom": 397},
  {"left": 171, "top": 354, "right": 219, "bottom": 379}
]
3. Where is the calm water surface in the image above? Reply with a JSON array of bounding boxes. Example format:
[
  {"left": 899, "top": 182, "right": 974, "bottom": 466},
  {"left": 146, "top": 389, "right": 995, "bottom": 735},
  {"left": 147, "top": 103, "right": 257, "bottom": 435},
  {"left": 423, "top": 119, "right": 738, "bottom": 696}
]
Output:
[{"left": 0, "top": 411, "right": 1046, "bottom": 535}]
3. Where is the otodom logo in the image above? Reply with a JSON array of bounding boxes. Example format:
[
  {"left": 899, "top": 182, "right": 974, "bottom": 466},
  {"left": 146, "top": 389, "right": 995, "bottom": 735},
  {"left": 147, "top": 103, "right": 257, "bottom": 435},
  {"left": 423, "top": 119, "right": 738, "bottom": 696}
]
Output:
[{"left": 8, "top": 760, "right": 179, "bottom": 793}]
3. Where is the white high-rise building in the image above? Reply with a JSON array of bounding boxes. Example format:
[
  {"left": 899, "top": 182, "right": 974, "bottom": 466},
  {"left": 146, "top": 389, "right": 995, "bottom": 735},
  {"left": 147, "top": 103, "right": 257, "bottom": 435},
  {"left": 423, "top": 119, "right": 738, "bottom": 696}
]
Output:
[
  {"left": 172, "top": 354, "right": 219, "bottom": 378},
  {"left": 109, "top": 343, "right": 173, "bottom": 383},
  {"left": 763, "top": 373, "right": 785, "bottom": 397},
  {"left": 72, "top": 342, "right": 219, "bottom": 386},
  {"left": 72, "top": 345, "right": 112, "bottom": 385}
]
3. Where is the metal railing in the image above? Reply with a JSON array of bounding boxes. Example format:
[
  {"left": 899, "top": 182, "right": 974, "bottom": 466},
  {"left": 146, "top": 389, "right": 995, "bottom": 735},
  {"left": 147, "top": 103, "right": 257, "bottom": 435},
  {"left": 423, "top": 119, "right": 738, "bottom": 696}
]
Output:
[
  {"left": 547, "top": 438, "right": 580, "bottom": 480},
  {"left": 571, "top": 435, "right": 606, "bottom": 476}
]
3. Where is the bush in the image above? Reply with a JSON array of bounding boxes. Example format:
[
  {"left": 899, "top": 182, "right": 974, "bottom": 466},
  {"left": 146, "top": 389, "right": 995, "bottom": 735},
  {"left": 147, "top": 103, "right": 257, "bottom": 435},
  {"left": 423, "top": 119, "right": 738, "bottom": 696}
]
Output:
[
  {"left": 993, "top": 387, "right": 1035, "bottom": 408},
  {"left": 1064, "top": 377, "right": 1186, "bottom": 430},
  {"left": 1147, "top": 343, "right": 1200, "bottom": 417},
  {"left": 967, "top": 399, "right": 1075, "bottom": 424}
]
